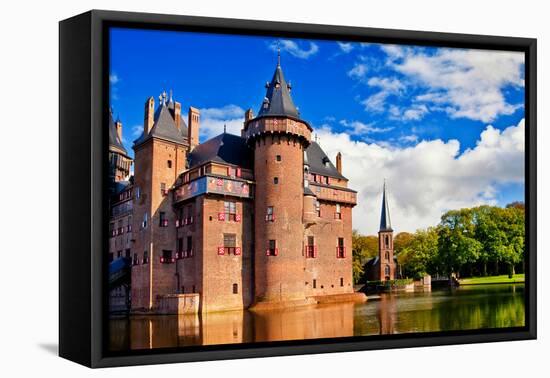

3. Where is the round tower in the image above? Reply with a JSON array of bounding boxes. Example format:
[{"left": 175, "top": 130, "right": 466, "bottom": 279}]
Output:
[{"left": 243, "top": 55, "right": 312, "bottom": 304}]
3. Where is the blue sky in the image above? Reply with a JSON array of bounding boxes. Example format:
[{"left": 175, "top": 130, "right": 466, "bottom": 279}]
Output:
[{"left": 109, "top": 27, "right": 525, "bottom": 234}]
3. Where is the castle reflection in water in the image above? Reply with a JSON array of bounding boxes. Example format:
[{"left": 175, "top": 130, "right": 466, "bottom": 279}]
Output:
[{"left": 109, "top": 284, "right": 525, "bottom": 351}]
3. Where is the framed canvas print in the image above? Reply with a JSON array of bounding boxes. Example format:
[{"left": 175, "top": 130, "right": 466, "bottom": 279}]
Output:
[{"left": 59, "top": 10, "right": 537, "bottom": 368}]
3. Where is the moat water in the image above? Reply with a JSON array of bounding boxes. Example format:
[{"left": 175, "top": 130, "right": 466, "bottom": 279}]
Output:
[{"left": 109, "top": 284, "right": 525, "bottom": 351}]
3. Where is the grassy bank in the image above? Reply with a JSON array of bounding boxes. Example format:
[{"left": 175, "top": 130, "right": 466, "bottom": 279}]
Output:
[{"left": 459, "top": 274, "right": 525, "bottom": 285}]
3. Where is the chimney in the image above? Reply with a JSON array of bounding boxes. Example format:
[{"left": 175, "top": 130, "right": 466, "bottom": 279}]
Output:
[
  {"left": 243, "top": 108, "right": 254, "bottom": 137},
  {"left": 144, "top": 97, "right": 155, "bottom": 135},
  {"left": 115, "top": 119, "right": 123, "bottom": 141},
  {"left": 336, "top": 152, "right": 342, "bottom": 174},
  {"left": 245, "top": 108, "right": 254, "bottom": 122},
  {"left": 188, "top": 106, "right": 200, "bottom": 150},
  {"left": 174, "top": 101, "right": 182, "bottom": 130}
]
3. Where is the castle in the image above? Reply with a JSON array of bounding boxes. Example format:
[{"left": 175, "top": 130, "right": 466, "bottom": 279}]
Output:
[{"left": 108, "top": 57, "right": 360, "bottom": 314}]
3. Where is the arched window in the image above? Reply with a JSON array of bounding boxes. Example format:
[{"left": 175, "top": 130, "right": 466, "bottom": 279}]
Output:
[
  {"left": 385, "top": 265, "right": 390, "bottom": 276},
  {"left": 385, "top": 235, "right": 390, "bottom": 247}
]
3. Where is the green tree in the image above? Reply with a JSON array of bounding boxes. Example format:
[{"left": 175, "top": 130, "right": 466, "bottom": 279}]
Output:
[
  {"left": 437, "top": 208, "right": 482, "bottom": 278},
  {"left": 398, "top": 228, "right": 438, "bottom": 279},
  {"left": 352, "top": 230, "right": 378, "bottom": 283}
]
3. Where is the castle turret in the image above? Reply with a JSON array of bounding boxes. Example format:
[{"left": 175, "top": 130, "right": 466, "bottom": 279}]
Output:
[
  {"left": 108, "top": 108, "right": 132, "bottom": 184},
  {"left": 378, "top": 180, "right": 395, "bottom": 280},
  {"left": 243, "top": 53, "right": 312, "bottom": 304},
  {"left": 131, "top": 91, "right": 189, "bottom": 310}
]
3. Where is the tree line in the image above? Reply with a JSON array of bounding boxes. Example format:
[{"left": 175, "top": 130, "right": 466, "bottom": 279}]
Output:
[{"left": 352, "top": 202, "right": 525, "bottom": 283}]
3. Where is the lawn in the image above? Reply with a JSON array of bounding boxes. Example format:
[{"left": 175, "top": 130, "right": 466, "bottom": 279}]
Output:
[{"left": 459, "top": 274, "right": 525, "bottom": 285}]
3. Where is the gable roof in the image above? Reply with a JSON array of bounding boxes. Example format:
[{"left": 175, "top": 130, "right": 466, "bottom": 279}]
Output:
[
  {"left": 108, "top": 109, "right": 128, "bottom": 156},
  {"left": 188, "top": 132, "right": 253, "bottom": 169},
  {"left": 305, "top": 141, "right": 347, "bottom": 180},
  {"left": 133, "top": 100, "right": 188, "bottom": 147}
]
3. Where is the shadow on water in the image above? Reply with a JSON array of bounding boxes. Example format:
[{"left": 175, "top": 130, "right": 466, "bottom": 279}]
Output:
[{"left": 109, "top": 284, "right": 525, "bottom": 352}]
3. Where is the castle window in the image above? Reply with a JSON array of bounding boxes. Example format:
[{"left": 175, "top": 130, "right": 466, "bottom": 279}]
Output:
[
  {"left": 187, "top": 236, "right": 193, "bottom": 257},
  {"left": 313, "top": 279, "right": 317, "bottom": 289},
  {"left": 335, "top": 204, "right": 342, "bottom": 219},
  {"left": 233, "top": 283, "right": 239, "bottom": 294},
  {"left": 305, "top": 236, "right": 316, "bottom": 258},
  {"left": 276, "top": 155, "right": 282, "bottom": 162},
  {"left": 167, "top": 160, "right": 172, "bottom": 168},
  {"left": 160, "top": 250, "right": 174, "bottom": 264},
  {"left": 385, "top": 265, "right": 390, "bottom": 277},
  {"left": 274, "top": 177, "right": 279, "bottom": 185},
  {"left": 223, "top": 233, "right": 237, "bottom": 255},
  {"left": 186, "top": 204, "right": 194, "bottom": 224},
  {"left": 385, "top": 251, "right": 390, "bottom": 261},
  {"left": 132, "top": 253, "right": 139, "bottom": 266},
  {"left": 125, "top": 249, "right": 131, "bottom": 259},
  {"left": 337, "top": 237, "right": 346, "bottom": 258},
  {"left": 325, "top": 176, "right": 329, "bottom": 185},
  {"left": 159, "top": 212, "right": 168, "bottom": 227},
  {"left": 142, "top": 250, "right": 149, "bottom": 264},
  {"left": 177, "top": 238, "right": 184, "bottom": 259},
  {"left": 135, "top": 187, "right": 141, "bottom": 199},
  {"left": 224, "top": 201, "right": 237, "bottom": 221},
  {"left": 266, "top": 240, "right": 278, "bottom": 256},
  {"left": 117, "top": 250, "right": 122, "bottom": 259},
  {"left": 266, "top": 206, "right": 275, "bottom": 221},
  {"left": 160, "top": 182, "right": 167, "bottom": 196},
  {"left": 315, "top": 200, "right": 321, "bottom": 217},
  {"left": 340, "top": 277, "right": 344, "bottom": 287},
  {"left": 109, "top": 222, "right": 115, "bottom": 237},
  {"left": 142, "top": 212, "right": 148, "bottom": 229},
  {"left": 385, "top": 235, "right": 390, "bottom": 248}
]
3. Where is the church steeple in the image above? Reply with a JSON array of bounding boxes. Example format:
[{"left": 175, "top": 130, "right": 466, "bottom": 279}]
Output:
[
  {"left": 257, "top": 54, "right": 300, "bottom": 119},
  {"left": 379, "top": 180, "right": 392, "bottom": 232}
]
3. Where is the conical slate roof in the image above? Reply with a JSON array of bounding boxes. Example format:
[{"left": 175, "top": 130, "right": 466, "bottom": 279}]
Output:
[
  {"left": 109, "top": 109, "right": 128, "bottom": 156},
  {"left": 379, "top": 181, "right": 393, "bottom": 231},
  {"left": 257, "top": 57, "right": 300, "bottom": 119}
]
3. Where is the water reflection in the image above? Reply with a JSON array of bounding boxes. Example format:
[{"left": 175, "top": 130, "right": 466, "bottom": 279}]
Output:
[{"left": 109, "top": 284, "right": 525, "bottom": 351}]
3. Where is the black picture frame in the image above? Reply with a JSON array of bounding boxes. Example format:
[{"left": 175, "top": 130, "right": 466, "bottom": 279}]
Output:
[{"left": 59, "top": 9, "right": 537, "bottom": 368}]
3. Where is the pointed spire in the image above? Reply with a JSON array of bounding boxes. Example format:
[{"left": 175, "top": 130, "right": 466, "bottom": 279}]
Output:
[
  {"left": 257, "top": 53, "right": 300, "bottom": 119},
  {"left": 277, "top": 42, "right": 281, "bottom": 67},
  {"left": 379, "top": 179, "right": 392, "bottom": 231}
]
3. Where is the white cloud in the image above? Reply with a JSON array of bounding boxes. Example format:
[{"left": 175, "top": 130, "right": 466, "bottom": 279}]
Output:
[
  {"left": 269, "top": 40, "right": 319, "bottom": 59},
  {"left": 197, "top": 104, "right": 245, "bottom": 140},
  {"left": 387, "top": 48, "right": 524, "bottom": 122},
  {"left": 109, "top": 73, "right": 119, "bottom": 84},
  {"left": 316, "top": 118, "right": 524, "bottom": 235},
  {"left": 347, "top": 63, "right": 368, "bottom": 81},
  {"left": 389, "top": 103, "right": 429, "bottom": 121},
  {"left": 359, "top": 77, "right": 405, "bottom": 112},
  {"left": 339, "top": 119, "right": 393, "bottom": 135},
  {"left": 131, "top": 124, "right": 143, "bottom": 137},
  {"left": 337, "top": 42, "right": 354, "bottom": 53}
]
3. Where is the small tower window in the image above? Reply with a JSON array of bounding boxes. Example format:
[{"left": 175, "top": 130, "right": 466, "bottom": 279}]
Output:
[
  {"left": 233, "top": 283, "right": 239, "bottom": 294},
  {"left": 274, "top": 177, "right": 279, "bottom": 184},
  {"left": 276, "top": 155, "right": 282, "bottom": 162},
  {"left": 167, "top": 160, "right": 172, "bottom": 168},
  {"left": 267, "top": 240, "right": 278, "bottom": 256},
  {"left": 315, "top": 200, "right": 321, "bottom": 217},
  {"left": 385, "top": 235, "right": 390, "bottom": 248}
]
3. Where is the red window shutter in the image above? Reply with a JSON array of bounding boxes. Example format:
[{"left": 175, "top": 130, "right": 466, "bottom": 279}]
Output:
[
  {"left": 235, "top": 214, "right": 241, "bottom": 222},
  {"left": 236, "top": 168, "right": 242, "bottom": 177},
  {"left": 314, "top": 246, "right": 318, "bottom": 258},
  {"left": 266, "top": 249, "right": 270, "bottom": 256},
  {"left": 274, "top": 248, "right": 279, "bottom": 256},
  {"left": 227, "top": 167, "right": 231, "bottom": 176},
  {"left": 217, "top": 246, "right": 225, "bottom": 255},
  {"left": 343, "top": 247, "right": 346, "bottom": 258},
  {"left": 235, "top": 247, "right": 241, "bottom": 255},
  {"left": 217, "top": 178, "right": 223, "bottom": 186},
  {"left": 218, "top": 212, "right": 225, "bottom": 221}
]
